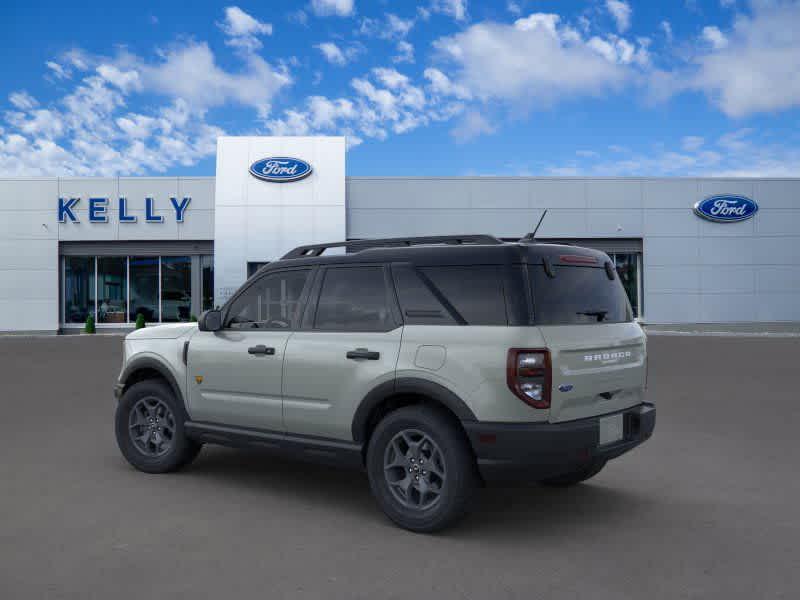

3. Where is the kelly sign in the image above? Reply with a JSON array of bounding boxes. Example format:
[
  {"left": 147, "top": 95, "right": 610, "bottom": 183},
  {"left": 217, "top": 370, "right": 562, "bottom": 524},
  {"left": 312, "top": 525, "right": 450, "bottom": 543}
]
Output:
[{"left": 58, "top": 197, "right": 191, "bottom": 223}]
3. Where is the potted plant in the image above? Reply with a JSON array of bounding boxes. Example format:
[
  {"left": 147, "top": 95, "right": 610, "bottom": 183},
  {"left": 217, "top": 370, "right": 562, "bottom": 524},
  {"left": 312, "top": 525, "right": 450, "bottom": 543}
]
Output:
[
  {"left": 84, "top": 315, "right": 96, "bottom": 334},
  {"left": 135, "top": 313, "right": 146, "bottom": 329}
]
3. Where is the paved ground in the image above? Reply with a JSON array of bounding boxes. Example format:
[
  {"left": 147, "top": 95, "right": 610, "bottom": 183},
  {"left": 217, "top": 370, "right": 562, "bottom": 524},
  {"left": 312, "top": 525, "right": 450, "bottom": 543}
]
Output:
[{"left": 1, "top": 334, "right": 798, "bottom": 600}]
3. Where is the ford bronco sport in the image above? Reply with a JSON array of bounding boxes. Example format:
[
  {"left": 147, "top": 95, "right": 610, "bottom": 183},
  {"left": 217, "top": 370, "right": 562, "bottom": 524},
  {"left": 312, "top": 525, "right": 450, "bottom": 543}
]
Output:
[{"left": 114, "top": 235, "right": 655, "bottom": 532}]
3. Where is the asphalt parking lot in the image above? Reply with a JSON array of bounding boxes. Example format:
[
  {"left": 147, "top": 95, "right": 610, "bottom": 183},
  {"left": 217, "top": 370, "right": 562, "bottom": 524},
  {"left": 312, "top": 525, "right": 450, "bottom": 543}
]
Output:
[{"left": 1, "top": 334, "right": 798, "bottom": 599}]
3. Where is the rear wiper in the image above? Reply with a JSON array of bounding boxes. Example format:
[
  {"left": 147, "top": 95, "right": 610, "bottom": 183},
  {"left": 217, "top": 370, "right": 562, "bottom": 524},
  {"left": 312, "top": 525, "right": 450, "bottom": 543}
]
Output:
[{"left": 577, "top": 310, "right": 608, "bottom": 322}]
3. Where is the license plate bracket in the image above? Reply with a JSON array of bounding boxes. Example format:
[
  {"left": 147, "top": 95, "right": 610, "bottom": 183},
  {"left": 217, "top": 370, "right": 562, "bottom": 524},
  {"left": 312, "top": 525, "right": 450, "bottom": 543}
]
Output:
[{"left": 599, "top": 413, "right": 624, "bottom": 446}]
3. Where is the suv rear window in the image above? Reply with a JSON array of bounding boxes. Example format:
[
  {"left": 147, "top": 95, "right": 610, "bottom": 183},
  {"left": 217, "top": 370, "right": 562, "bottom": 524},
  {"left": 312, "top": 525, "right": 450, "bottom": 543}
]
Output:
[{"left": 529, "top": 265, "right": 632, "bottom": 325}]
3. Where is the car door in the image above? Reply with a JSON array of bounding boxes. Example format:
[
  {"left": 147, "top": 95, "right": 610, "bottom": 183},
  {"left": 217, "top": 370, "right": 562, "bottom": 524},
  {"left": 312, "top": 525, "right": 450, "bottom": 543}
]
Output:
[
  {"left": 282, "top": 264, "right": 402, "bottom": 441},
  {"left": 187, "top": 267, "right": 313, "bottom": 432}
]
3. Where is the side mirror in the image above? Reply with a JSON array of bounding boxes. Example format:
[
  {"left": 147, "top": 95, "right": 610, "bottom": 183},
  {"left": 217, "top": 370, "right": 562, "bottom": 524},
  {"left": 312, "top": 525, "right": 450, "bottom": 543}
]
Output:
[{"left": 198, "top": 309, "right": 223, "bottom": 332}]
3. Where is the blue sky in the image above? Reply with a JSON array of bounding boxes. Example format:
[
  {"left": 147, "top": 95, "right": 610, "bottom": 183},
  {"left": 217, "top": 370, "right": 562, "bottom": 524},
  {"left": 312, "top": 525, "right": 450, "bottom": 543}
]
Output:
[{"left": 1, "top": 0, "right": 798, "bottom": 177}]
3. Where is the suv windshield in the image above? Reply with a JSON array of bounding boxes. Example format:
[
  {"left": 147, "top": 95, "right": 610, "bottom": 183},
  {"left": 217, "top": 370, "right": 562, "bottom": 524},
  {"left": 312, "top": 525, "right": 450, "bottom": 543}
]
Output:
[{"left": 529, "top": 265, "right": 632, "bottom": 325}]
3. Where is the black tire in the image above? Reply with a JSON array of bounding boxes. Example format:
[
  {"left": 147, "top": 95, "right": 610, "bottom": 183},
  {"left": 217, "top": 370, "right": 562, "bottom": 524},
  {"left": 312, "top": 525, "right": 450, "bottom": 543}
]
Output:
[
  {"left": 366, "top": 405, "right": 477, "bottom": 533},
  {"left": 539, "top": 460, "right": 607, "bottom": 487},
  {"left": 115, "top": 379, "right": 201, "bottom": 474}
]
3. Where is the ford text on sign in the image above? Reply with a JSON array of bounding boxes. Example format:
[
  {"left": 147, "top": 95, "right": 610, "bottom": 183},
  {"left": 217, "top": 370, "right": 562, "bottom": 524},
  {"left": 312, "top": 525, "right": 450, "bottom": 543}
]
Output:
[
  {"left": 249, "top": 157, "right": 313, "bottom": 182},
  {"left": 693, "top": 195, "right": 758, "bottom": 223}
]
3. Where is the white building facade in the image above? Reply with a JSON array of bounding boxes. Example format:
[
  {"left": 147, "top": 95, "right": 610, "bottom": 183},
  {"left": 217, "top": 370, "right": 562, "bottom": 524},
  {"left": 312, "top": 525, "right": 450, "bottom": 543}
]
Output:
[{"left": 0, "top": 136, "right": 798, "bottom": 333}]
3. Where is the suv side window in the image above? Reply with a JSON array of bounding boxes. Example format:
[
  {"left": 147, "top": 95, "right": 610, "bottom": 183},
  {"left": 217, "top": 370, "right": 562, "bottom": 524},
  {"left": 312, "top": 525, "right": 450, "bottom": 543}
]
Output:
[
  {"left": 314, "top": 266, "right": 394, "bottom": 331},
  {"left": 391, "top": 265, "right": 457, "bottom": 325},
  {"left": 226, "top": 269, "right": 310, "bottom": 329},
  {"left": 420, "top": 266, "right": 507, "bottom": 325}
]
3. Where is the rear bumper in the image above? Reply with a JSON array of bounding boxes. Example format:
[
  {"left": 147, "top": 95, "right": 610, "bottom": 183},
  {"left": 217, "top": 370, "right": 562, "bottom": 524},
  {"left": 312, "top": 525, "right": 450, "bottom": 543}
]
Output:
[{"left": 464, "top": 403, "right": 655, "bottom": 483}]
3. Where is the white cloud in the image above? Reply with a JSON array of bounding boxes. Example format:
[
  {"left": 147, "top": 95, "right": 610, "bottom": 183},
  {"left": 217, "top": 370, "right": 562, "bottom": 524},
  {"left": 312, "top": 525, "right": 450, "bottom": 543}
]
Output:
[
  {"left": 96, "top": 64, "right": 142, "bottom": 93},
  {"left": 423, "top": 67, "right": 472, "bottom": 100},
  {"left": 139, "top": 42, "right": 290, "bottom": 116},
  {"left": 587, "top": 34, "right": 649, "bottom": 66},
  {"left": 507, "top": 2, "right": 522, "bottom": 16},
  {"left": 218, "top": 6, "right": 273, "bottom": 51},
  {"left": 45, "top": 61, "right": 71, "bottom": 80},
  {"left": 451, "top": 110, "right": 496, "bottom": 142},
  {"left": 393, "top": 41, "right": 415, "bottom": 63},
  {"left": 432, "top": 13, "right": 639, "bottom": 108},
  {"left": 0, "top": 33, "right": 288, "bottom": 175},
  {"left": 359, "top": 13, "right": 415, "bottom": 41},
  {"left": 430, "top": 0, "right": 468, "bottom": 21},
  {"left": 314, "top": 42, "right": 363, "bottom": 66},
  {"left": 701, "top": 25, "right": 728, "bottom": 49},
  {"left": 606, "top": 0, "right": 632, "bottom": 33},
  {"left": 546, "top": 128, "right": 800, "bottom": 177},
  {"left": 690, "top": 1, "right": 800, "bottom": 116},
  {"left": 9, "top": 91, "right": 38, "bottom": 111},
  {"left": 310, "top": 0, "right": 354, "bottom": 17},
  {"left": 266, "top": 66, "right": 463, "bottom": 144},
  {"left": 660, "top": 20, "right": 673, "bottom": 43},
  {"left": 386, "top": 14, "right": 414, "bottom": 38}
]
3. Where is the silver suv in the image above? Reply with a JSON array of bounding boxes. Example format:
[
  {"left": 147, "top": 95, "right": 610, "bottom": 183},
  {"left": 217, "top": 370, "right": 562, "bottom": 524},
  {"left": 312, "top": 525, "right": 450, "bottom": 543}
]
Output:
[{"left": 114, "top": 235, "right": 655, "bottom": 532}]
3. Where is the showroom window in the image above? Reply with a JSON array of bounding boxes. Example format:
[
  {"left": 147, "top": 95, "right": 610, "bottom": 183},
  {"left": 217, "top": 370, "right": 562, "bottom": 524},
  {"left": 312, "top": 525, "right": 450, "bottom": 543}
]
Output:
[
  {"left": 161, "top": 256, "right": 192, "bottom": 322},
  {"left": 201, "top": 255, "right": 214, "bottom": 311},
  {"left": 97, "top": 257, "right": 127, "bottom": 324},
  {"left": 61, "top": 254, "right": 213, "bottom": 327},
  {"left": 607, "top": 253, "right": 642, "bottom": 318},
  {"left": 129, "top": 256, "right": 159, "bottom": 322},
  {"left": 64, "top": 256, "right": 95, "bottom": 324}
]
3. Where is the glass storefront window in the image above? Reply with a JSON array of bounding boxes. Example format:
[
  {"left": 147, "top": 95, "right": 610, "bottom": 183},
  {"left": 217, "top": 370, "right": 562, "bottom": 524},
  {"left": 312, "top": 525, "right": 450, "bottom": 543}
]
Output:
[
  {"left": 201, "top": 255, "right": 214, "bottom": 311},
  {"left": 129, "top": 256, "right": 159, "bottom": 322},
  {"left": 97, "top": 257, "right": 128, "bottom": 324},
  {"left": 64, "top": 256, "right": 95, "bottom": 324},
  {"left": 609, "top": 253, "right": 641, "bottom": 318},
  {"left": 161, "top": 256, "right": 191, "bottom": 322},
  {"left": 62, "top": 253, "right": 214, "bottom": 326}
]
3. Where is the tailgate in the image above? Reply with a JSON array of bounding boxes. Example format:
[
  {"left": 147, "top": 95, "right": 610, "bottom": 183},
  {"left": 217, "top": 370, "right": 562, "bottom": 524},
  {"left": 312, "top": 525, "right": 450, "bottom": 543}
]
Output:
[{"left": 539, "top": 322, "right": 646, "bottom": 422}]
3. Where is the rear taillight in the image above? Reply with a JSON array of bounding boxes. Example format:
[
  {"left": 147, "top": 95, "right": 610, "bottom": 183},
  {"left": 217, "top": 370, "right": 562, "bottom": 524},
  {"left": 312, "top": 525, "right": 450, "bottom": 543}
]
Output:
[{"left": 507, "top": 348, "right": 551, "bottom": 409}]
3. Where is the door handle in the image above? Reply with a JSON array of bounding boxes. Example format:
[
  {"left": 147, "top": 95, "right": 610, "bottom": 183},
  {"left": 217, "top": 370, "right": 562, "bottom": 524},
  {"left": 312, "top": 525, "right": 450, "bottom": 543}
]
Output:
[
  {"left": 248, "top": 345, "right": 275, "bottom": 356},
  {"left": 346, "top": 348, "right": 380, "bottom": 360}
]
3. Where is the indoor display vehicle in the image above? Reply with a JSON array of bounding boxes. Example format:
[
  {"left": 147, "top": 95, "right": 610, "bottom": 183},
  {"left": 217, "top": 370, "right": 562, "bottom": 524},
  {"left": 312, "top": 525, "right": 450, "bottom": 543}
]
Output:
[{"left": 114, "top": 235, "right": 655, "bottom": 532}]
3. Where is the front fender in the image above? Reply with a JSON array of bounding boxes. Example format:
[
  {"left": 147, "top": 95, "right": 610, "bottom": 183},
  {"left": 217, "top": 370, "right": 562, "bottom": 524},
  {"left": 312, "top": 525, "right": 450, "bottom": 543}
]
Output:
[{"left": 117, "top": 354, "right": 185, "bottom": 410}]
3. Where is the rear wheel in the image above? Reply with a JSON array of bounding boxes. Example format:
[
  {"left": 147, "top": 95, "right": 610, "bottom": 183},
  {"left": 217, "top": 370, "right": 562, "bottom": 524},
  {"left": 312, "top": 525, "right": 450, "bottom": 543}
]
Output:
[
  {"left": 366, "top": 405, "right": 477, "bottom": 533},
  {"left": 539, "top": 460, "right": 607, "bottom": 487},
  {"left": 115, "top": 379, "right": 201, "bottom": 474}
]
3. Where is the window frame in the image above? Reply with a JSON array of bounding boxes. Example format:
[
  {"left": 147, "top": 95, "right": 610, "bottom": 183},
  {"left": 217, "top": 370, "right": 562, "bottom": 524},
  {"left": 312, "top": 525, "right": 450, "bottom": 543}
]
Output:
[
  {"left": 221, "top": 265, "right": 315, "bottom": 331},
  {"left": 302, "top": 264, "right": 402, "bottom": 333}
]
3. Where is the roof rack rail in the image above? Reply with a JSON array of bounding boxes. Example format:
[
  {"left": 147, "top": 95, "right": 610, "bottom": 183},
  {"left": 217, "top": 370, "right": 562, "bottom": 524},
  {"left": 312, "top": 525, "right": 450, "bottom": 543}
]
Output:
[{"left": 281, "top": 234, "right": 503, "bottom": 259}]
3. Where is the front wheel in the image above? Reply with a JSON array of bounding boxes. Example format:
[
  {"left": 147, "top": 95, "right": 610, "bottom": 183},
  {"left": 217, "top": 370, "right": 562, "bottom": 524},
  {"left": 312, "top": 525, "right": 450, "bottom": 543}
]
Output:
[
  {"left": 366, "top": 405, "right": 477, "bottom": 533},
  {"left": 115, "top": 379, "right": 201, "bottom": 474}
]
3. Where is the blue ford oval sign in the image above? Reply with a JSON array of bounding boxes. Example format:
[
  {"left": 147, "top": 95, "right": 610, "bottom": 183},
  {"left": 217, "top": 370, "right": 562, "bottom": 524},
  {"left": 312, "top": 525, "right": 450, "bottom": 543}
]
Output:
[
  {"left": 693, "top": 195, "right": 758, "bottom": 223},
  {"left": 249, "top": 157, "right": 312, "bottom": 183}
]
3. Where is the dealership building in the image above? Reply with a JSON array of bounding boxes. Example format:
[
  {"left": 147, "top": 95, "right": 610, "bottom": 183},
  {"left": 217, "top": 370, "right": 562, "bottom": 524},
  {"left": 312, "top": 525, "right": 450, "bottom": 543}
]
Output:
[{"left": 0, "top": 135, "right": 798, "bottom": 334}]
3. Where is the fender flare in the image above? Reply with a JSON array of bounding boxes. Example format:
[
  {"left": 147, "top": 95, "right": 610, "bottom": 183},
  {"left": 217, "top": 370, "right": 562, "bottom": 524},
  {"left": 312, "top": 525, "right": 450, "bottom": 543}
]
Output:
[
  {"left": 119, "top": 356, "right": 184, "bottom": 408},
  {"left": 351, "top": 377, "right": 477, "bottom": 443}
]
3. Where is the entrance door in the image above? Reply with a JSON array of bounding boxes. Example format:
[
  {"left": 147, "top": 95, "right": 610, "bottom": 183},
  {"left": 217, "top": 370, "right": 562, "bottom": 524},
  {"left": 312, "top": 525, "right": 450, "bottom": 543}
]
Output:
[{"left": 186, "top": 267, "right": 312, "bottom": 431}]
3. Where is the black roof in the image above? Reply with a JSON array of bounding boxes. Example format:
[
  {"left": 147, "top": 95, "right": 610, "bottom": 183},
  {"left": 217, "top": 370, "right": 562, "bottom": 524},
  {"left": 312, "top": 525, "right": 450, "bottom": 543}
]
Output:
[{"left": 260, "top": 235, "right": 610, "bottom": 272}]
